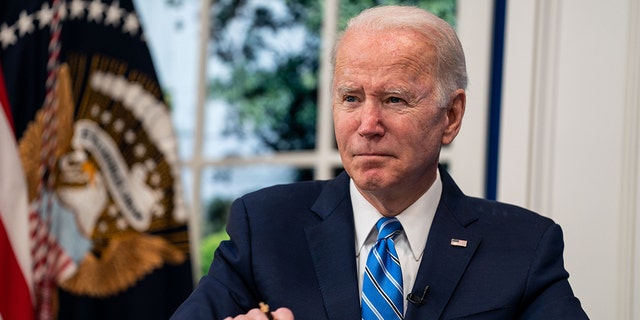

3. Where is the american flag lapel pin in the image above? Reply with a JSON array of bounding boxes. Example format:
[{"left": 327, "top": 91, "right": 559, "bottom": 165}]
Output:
[{"left": 450, "top": 238, "right": 468, "bottom": 248}]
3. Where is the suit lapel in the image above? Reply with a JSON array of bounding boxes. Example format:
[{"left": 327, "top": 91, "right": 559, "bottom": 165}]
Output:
[
  {"left": 405, "top": 167, "right": 482, "bottom": 319},
  {"left": 305, "top": 173, "right": 361, "bottom": 320}
]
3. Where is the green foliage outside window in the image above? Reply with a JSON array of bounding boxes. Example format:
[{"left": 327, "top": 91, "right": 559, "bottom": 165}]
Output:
[{"left": 208, "top": 0, "right": 456, "bottom": 152}]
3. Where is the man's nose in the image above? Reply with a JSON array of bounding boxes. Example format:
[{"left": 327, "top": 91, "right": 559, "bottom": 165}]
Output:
[{"left": 357, "top": 101, "right": 385, "bottom": 138}]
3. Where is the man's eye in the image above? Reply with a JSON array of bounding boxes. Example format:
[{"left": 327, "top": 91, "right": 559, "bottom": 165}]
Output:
[
  {"left": 388, "top": 97, "right": 404, "bottom": 104},
  {"left": 344, "top": 96, "right": 357, "bottom": 103}
]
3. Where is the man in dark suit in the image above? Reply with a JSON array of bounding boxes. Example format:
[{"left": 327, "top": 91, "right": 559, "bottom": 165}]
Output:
[{"left": 172, "top": 5, "right": 588, "bottom": 320}]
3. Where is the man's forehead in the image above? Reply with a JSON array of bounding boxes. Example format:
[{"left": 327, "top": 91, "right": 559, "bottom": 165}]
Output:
[
  {"left": 338, "top": 27, "right": 432, "bottom": 50},
  {"left": 335, "top": 29, "right": 435, "bottom": 67}
]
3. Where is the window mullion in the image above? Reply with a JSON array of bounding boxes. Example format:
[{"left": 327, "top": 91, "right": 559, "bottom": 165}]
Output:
[
  {"left": 315, "top": 0, "right": 340, "bottom": 180},
  {"left": 188, "top": 0, "right": 213, "bottom": 281}
]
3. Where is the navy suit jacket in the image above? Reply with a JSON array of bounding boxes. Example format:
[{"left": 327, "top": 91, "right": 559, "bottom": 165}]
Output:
[{"left": 172, "top": 166, "right": 588, "bottom": 319}]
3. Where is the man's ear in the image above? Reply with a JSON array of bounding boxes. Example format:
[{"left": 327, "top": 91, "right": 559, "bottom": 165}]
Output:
[{"left": 442, "top": 89, "right": 466, "bottom": 145}]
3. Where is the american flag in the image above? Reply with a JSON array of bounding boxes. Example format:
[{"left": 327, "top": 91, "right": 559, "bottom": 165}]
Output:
[
  {"left": 450, "top": 238, "right": 468, "bottom": 248},
  {"left": 1, "top": 1, "right": 192, "bottom": 318}
]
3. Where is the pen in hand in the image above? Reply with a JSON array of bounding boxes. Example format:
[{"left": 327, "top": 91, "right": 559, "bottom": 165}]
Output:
[{"left": 259, "top": 302, "right": 274, "bottom": 320}]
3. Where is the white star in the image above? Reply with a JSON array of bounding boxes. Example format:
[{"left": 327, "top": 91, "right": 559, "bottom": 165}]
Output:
[
  {"left": 113, "top": 119, "right": 125, "bottom": 132},
  {"left": 98, "top": 221, "right": 108, "bottom": 232},
  {"left": 87, "top": 0, "right": 106, "bottom": 23},
  {"left": 122, "top": 12, "right": 139, "bottom": 36},
  {"left": 105, "top": 1, "right": 124, "bottom": 27},
  {"left": 108, "top": 204, "right": 118, "bottom": 217},
  {"left": 152, "top": 204, "right": 164, "bottom": 217},
  {"left": 134, "top": 144, "right": 146, "bottom": 158},
  {"left": 91, "top": 104, "right": 100, "bottom": 117},
  {"left": 17, "top": 11, "right": 35, "bottom": 36},
  {"left": 145, "top": 159, "right": 156, "bottom": 170},
  {"left": 69, "top": 0, "right": 86, "bottom": 19},
  {"left": 116, "top": 217, "right": 127, "bottom": 230},
  {"left": 125, "top": 130, "right": 136, "bottom": 144},
  {"left": 0, "top": 23, "right": 17, "bottom": 49},
  {"left": 100, "top": 110, "right": 112, "bottom": 124},
  {"left": 37, "top": 2, "right": 54, "bottom": 29}
]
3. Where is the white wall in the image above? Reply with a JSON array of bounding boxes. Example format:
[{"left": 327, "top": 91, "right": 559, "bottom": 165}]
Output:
[
  {"left": 499, "top": 0, "right": 640, "bottom": 319},
  {"left": 446, "top": 0, "right": 494, "bottom": 198}
]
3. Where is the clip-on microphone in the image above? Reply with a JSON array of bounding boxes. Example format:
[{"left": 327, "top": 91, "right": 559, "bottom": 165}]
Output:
[{"left": 406, "top": 285, "right": 430, "bottom": 305}]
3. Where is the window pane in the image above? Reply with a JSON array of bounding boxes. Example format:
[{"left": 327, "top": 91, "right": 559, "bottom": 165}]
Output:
[{"left": 204, "top": 0, "right": 323, "bottom": 158}]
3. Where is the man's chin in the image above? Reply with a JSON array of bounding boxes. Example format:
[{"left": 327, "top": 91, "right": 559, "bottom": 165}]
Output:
[{"left": 352, "top": 173, "right": 390, "bottom": 192}]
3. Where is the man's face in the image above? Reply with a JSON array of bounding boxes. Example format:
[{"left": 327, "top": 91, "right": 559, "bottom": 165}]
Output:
[{"left": 333, "top": 28, "right": 462, "bottom": 201}]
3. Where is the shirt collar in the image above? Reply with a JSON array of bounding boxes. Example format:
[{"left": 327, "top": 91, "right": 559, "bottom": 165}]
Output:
[{"left": 352, "top": 170, "right": 442, "bottom": 260}]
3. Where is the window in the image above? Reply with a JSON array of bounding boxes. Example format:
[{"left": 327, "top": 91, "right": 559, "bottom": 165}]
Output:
[{"left": 135, "top": 0, "right": 487, "bottom": 278}]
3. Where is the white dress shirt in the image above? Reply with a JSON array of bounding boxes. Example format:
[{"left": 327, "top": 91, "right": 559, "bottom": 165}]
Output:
[{"left": 353, "top": 170, "right": 442, "bottom": 312}]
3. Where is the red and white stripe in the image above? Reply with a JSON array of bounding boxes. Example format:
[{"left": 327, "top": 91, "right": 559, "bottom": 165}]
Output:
[{"left": 0, "top": 65, "right": 34, "bottom": 320}]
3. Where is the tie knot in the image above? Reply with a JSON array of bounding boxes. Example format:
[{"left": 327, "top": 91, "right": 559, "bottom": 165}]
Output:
[{"left": 375, "top": 217, "right": 402, "bottom": 241}]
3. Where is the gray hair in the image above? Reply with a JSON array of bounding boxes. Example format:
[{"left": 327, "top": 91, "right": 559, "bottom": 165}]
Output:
[{"left": 335, "top": 5, "right": 468, "bottom": 108}]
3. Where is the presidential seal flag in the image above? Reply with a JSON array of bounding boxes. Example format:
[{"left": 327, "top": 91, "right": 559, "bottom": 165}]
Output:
[{"left": 0, "top": 0, "right": 193, "bottom": 319}]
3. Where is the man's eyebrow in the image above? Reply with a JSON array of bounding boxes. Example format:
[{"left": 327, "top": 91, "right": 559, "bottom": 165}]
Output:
[
  {"left": 334, "top": 86, "right": 416, "bottom": 100},
  {"left": 335, "top": 85, "right": 361, "bottom": 94},
  {"left": 384, "top": 88, "right": 408, "bottom": 96}
]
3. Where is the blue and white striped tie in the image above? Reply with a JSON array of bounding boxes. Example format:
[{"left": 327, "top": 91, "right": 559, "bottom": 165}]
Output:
[{"left": 362, "top": 217, "right": 404, "bottom": 320}]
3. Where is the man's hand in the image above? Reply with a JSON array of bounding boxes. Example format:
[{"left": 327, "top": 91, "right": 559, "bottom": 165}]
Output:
[{"left": 223, "top": 307, "right": 294, "bottom": 320}]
